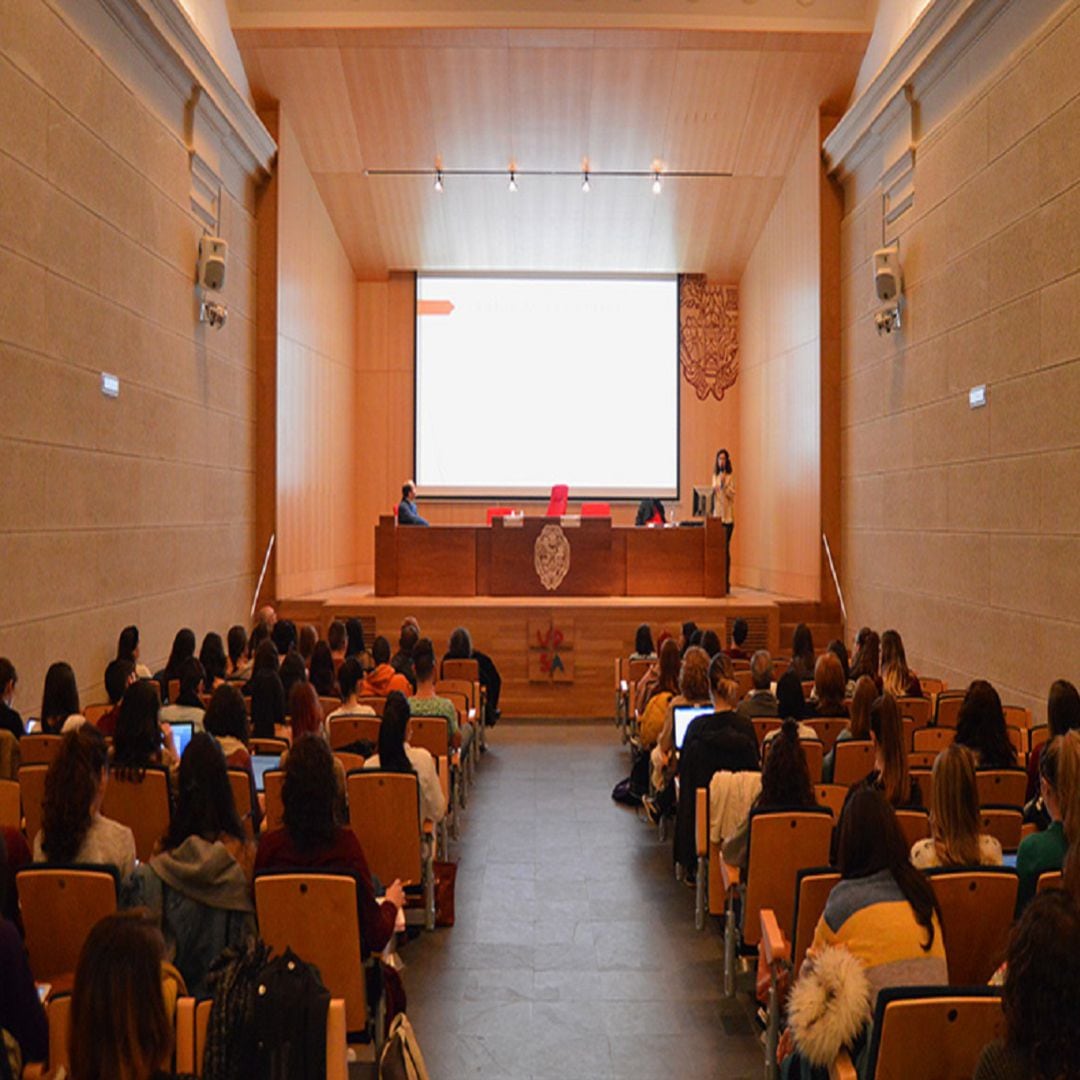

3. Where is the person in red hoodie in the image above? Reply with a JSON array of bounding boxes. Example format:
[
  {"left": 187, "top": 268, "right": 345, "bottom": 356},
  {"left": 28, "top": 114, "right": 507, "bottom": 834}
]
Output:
[{"left": 360, "top": 636, "right": 411, "bottom": 697}]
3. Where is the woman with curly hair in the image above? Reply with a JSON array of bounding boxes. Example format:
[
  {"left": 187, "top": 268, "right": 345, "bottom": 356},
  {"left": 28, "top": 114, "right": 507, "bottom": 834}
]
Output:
[
  {"left": 975, "top": 889, "right": 1080, "bottom": 1080},
  {"left": 33, "top": 726, "right": 136, "bottom": 879}
]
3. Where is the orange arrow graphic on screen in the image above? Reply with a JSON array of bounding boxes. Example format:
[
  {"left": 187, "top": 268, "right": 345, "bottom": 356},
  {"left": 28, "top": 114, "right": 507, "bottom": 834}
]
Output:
[{"left": 418, "top": 300, "right": 455, "bottom": 316}]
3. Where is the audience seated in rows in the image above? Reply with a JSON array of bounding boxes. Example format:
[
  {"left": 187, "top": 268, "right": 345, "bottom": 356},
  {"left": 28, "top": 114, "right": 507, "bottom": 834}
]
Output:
[
  {"left": 154, "top": 628, "right": 196, "bottom": 704},
  {"left": 911, "top": 744, "right": 1003, "bottom": 869},
  {"left": 127, "top": 733, "right": 256, "bottom": 997},
  {"left": 736, "top": 650, "right": 778, "bottom": 722},
  {"left": 34, "top": 726, "right": 136, "bottom": 880},
  {"left": 956, "top": 680, "right": 1018, "bottom": 769},
  {"left": 637, "top": 638, "right": 681, "bottom": 748},
  {"left": 40, "top": 660, "right": 82, "bottom": 734},
  {"left": 1026, "top": 679, "right": 1080, "bottom": 801},
  {"left": 117, "top": 623, "right": 154, "bottom": 681},
  {"left": 723, "top": 720, "right": 817, "bottom": 871},
  {"left": 974, "top": 889, "right": 1080, "bottom": 1080},
  {"left": 199, "top": 631, "right": 228, "bottom": 691},
  {"left": 674, "top": 655, "right": 757, "bottom": 877},
  {"left": 159, "top": 657, "right": 206, "bottom": 731},
  {"left": 365, "top": 691, "right": 447, "bottom": 826},
  {"left": 789, "top": 623, "right": 816, "bottom": 682},
  {"left": 362, "top": 636, "right": 412, "bottom": 698}
]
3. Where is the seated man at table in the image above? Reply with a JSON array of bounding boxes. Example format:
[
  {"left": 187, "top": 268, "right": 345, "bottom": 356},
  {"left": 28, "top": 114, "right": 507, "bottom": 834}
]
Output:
[{"left": 397, "top": 480, "right": 428, "bottom": 526}]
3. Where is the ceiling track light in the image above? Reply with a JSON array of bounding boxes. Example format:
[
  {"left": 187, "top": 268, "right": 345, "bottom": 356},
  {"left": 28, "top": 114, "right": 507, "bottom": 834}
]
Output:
[
  {"left": 508, "top": 169, "right": 518, "bottom": 192},
  {"left": 433, "top": 169, "right": 444, "bottom": 193},
  {"left": 652, "top": 171, "right": 662, "bottom": 195},
  {"left": 581, "top": 170, "right": 590, "bottom": 193}
]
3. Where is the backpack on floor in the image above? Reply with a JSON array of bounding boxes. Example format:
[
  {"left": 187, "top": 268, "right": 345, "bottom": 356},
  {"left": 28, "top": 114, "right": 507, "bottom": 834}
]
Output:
[
  {"left": 379, "top": 1013, "right": 431, "bottom": 1080},
  {"left": 611, "top": 745, "right": 651, "bottom": 807},
  {"left": 253, "top": 949, "right": 331, "bottom": 1080},
  {"left": 203, "top": 937, "right": 271, "bottom": 1080}
]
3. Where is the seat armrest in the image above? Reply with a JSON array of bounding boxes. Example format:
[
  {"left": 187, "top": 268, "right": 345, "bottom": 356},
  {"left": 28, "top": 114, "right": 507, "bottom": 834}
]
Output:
[
  {"left": 829, "top": 1050, "right": 857, "bottom": 1080},
  {"left": 422, "top": 819, "right": 435, "bottom": 836},
  {"left": 759, "top": 908, "right": 789, "bottom": 966},
  {"left": 175, "top": 996, "right": 196, "bottom": 1072},
  {"left": 695, "top": 788, "right": 708, "bottom": 857},
  {"left": 720, "top": 858, "right": 740, "bottom": 892}
]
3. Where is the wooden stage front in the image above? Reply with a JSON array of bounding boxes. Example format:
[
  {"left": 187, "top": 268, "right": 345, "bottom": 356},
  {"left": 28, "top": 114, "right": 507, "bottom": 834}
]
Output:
[{"left": 278, "top": 585, "right": 795, "bottom": 719}]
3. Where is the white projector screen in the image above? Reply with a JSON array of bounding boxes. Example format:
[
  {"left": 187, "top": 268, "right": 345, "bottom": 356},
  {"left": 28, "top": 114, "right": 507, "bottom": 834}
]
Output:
[{"left": 415, "top": 274, "right": 679, "bottom": 499}]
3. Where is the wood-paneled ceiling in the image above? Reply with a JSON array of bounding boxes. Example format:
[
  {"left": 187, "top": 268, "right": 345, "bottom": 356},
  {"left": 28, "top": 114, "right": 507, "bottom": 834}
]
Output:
[{"left": 233, "top": 2, "right": 870, "bottom": 278}]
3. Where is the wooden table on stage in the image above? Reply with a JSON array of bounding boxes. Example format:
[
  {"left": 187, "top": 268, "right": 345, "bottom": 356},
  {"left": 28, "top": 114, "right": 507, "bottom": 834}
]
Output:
[{"left": 374, "top": 515, "right": 728, "bottom": 597}]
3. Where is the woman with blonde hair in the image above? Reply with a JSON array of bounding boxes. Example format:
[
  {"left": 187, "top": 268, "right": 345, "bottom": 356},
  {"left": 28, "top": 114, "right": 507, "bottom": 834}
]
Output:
[
  {"left": 637, "top": 638, "right": 682, "bottom": 750},
  {"left": 1016, "top": 730, "right": 1080, "bottom": 911},
  {"left": 880, "top": 629, "right": 922, "bottom": 698},
  {"left": 911, "top": 744, "right": 1003, "bottom": 869}
]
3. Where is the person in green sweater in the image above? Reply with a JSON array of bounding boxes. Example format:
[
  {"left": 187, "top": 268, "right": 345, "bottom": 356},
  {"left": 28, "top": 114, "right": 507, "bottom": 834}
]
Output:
[{"left": 1015, "top": 730, "right": 1080, "bottom": 912}]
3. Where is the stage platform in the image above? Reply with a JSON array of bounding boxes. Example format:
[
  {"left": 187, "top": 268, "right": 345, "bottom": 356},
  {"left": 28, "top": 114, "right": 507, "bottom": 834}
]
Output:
[{"left": 278, "top": 585, "right": 827, "bottom": 719}]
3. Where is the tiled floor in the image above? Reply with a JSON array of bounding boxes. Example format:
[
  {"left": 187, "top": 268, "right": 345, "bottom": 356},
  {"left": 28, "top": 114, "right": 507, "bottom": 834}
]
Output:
[{"left": 400, "top": 722, "right": 762, "bottom": 1079}]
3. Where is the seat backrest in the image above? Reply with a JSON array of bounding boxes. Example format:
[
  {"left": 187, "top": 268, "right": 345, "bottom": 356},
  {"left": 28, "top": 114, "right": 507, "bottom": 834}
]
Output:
[
  {"left": 19, "top": 734, "right": 62, "bottom": 767},
  {"left": 329, "top": 715, "right": 381, "bottom": 750},
  {"left": 227, "top": 769, "right": 256, "bottom": 838},
  {"left": 866, "top": 988, "right": 1005, "bottom": 1080},
  {"left": 437, "top": 679, "right": 475, "bottom": 709},
  {"left": 335, "top": 751, "right": 366, "bottom": 774},
  {"left": 409, "top": 716, "right": 450, "bottom": 758},
  {"left": 346, "top": 771, "right": 422, "bottom": 886},
  {"left": 263, "top": 770, "right": 286, "bottom": 832},
  {"left": 975, "top": 769, "right": 1027, "bottom": 809},
  {"left": 82, "top": 703, "right": 111, "bottom": 727},
  {"left": 101, "top": 768, "right": 172, "bottom": 861},
  {"left": 934, "top": 692, "right": 965, "bottom": 728},
  {"left": 743, "top": 810, "right": 834, "bottom": 946},
  {"left": 580, "top": 501, "right": 610, "bottom": 517},
  {"left": 545, "top": 483, "right": 569, "bottom": 516},
  {"left": 919, "top": 677, "right": 946, "bottom": 698},
  {"left": 1005, "top": 725, "right": 1026, "bottom": 756},
  {"left": 927, "top": 869, "right": 1018, "bottom": 985},
  {"left": 801, "top": 740, "right": 825, "bottom": 783},
  {"left": 254, "top": 873, "right": 369, "bottom": 1035},
  {"left": 441, "top": 658, "right": 479, "bottom": 682},
  {"left": 912, "top": 726, "right": 954, "bottom": 753},
  {"left": 751, "top": 718, "right": 782, "bottom": 746},
  {"left": 1037, "top": 870, "right": 1063, "bottom": 893},
  {"left": 440, "top": 692, "right": 468, "bottom": 726},
  {"left": 1002, "top": 705, "right": 1031, "bottom": 729},
  {"left": 0, "top": 778, "right": 20, "bottom": 831},
  {"left": 627, "top": 659, "right": 653, "bottom": 683},
  {"left": 17, "top": 866, "right": 118, "bottom": 981},
  {"left": 356, "top": 697, "right": 386, "bottom": 717},
  {"left": 319, "top": 696, "right": 343, "bottom": 719},
  {"left": 1029, "top": 725, "right": 1049, "bottom": 753},
  {"left": 979, "top": 807, "right": 1023, "bottom": 853},
  {"left": 908, "top": 750, "right": 939, "bottom": 770},
  {"left": 251, "top": 737, "right": 290, "bottom": 755},
  {"left": 895, "top": 808, "right": 931, "bottom": 849},
  {"left": 806, "top": 718, "right": 847, "bottom": 752},
  {"left": 46, "top": 993, "right": 72, "bottom": 1073},
  {"left": 792, "top": 868, "right": 841, "bottom": 972},
  {"left": 814, "top": 784, "right": 848, "bottom": 820},
  {"left": 168, "top": 678, "right": 180, "bottom": 704},
  {"left": 896, "top": 697, "right": 931, "bottom": 728},
  {"left": 735, "top": 671, "right": 754, "bottom": 699},
  {"left": 17, "top": 764, "right": 49, "bottom": 847},
  {"left": 832, "top": 740, "right": 876, "bottom": 785}
]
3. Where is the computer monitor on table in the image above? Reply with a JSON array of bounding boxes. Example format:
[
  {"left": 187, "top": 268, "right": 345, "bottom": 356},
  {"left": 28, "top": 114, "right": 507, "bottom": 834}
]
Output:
[{"left": 673, "top": 704, "right": 714, "bottom": 751}]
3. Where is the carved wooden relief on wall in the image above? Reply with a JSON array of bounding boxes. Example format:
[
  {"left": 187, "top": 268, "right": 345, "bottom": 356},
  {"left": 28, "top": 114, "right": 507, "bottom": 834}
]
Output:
[{"left": 679, "top": 275, "right": 739, "bottom": 402}]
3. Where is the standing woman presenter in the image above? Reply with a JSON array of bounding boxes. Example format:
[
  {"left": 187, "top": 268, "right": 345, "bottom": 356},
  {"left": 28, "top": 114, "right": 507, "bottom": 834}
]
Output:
[{"left": 712, "top": 449, "right": 735, "bottom": 593}]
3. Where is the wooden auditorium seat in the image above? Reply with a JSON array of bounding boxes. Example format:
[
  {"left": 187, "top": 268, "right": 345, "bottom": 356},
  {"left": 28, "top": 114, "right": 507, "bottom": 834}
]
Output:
[
  {"left": 894, "top": 808, "right": 931, "bottom": 849},
  {"left": 329, "top": 715, "right": 381, "bottom": 750},
  {"left": 979, "top": 806, "right": 1023, "bottom": 852},
  {"left": 263, "top": 770, "right": 285, "bottom": 832},
  {"left": 913, "top": 726, "right": 954, "bottom": 753},
  {"left": 101, "top": 766, "right": 172, "bottom": 862},
  {"left": 934, "top": 691, "right": 965, "bottom": 728},
  {"left": 807, "top": 718, "right": 846, "bottom": 752},
  {"left": 227, "top": 768, "right": 257, "bottom": 839},
  {"left": 975, "top": 769, "right": 1027, "bottom": 809},
  {"left": 18, "top": 735, "right": 62, "bottom": 767},
  {"left": 0, "top": 778, "right": 19, "bottom": 830},
  {"left": 831, "top": 740, "right": 875, "bottom": 785},
  {"left": 17, "top": 764, "right": 48, "bottom": 848}
]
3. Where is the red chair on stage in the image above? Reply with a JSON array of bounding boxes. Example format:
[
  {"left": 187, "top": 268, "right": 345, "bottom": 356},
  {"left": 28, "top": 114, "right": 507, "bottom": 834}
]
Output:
[
  {"left": 545, "top": 484, "right": 569, "bottom": 517},
  {"left": 581, "top": 502, "right": 611, "bottom": 518},
  {"left": 486, "top": 506, "right": 513, "bottom": 525}
]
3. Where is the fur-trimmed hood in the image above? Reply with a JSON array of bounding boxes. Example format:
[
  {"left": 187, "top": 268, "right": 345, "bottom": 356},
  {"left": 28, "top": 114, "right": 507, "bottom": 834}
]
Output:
[{"left": 788, "top": 946, "right": 872, "bottom": 1066}]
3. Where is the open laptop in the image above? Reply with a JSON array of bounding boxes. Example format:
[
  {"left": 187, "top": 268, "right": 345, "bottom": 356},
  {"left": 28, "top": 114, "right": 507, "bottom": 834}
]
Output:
[
  {"left": 251, "top": 753, "right": 281, "bottom": 793},
  {"left": 169, "top": 721, "right": 194, "bottom": 760},
  {"left": 673, "top": 704, "right": 714, "bottom": 751}
]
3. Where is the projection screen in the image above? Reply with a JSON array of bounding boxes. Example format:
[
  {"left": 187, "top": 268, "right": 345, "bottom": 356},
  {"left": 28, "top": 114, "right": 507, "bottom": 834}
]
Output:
[{"left": 414, "top": 274, "right": 679, "bottom": 500}]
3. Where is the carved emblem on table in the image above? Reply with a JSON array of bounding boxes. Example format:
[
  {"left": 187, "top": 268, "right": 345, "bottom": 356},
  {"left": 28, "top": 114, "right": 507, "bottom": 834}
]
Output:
[
  {"left": 534, "top": 524, "right": 571, "bottom": 591},
  {"left": 679, "top": 274, "right": 739, "bottom": 402}
]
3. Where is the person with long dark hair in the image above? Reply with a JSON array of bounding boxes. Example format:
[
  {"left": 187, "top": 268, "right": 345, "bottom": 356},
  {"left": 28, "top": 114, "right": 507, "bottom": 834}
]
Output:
[
  {"left": 127, "top": 734, "right": 255, "bottom": 997},
  {"left": 0, "top": 657, "right": 23, "bottom": 741},
  {"left": 34, "top": 726, "right": 136, "bottom": 879},
  {"left": 631, "top": 623, "right": 656, "bottom": 661},
  {"left": 159, "top": 656, "right": 206, "bottom": 730},
  {"left": 225, "top": 624, "right": 248, "bottom": 680},
  {"left": 325, "top": 658, "right": 377, "bottom": 723},
  {"left": 198, "top": 632, "right": 228, "bottom": 691},
  {"left": 364, "top": 690, "right": 446, "bottom": 825},
  {"left": 711, "top": 448, "right": 735, "bottom": 593},
  {"left": 153, "top": 629, "right": 196, "bottom": 703},
  {"left": 344, "top": 618, "right": 373, "bottom": 672},
  {"left": 824, "top": 674, "right": 877, "bottom": 782},
  {"left": 956, "top": 680, "right": 1017, "bottom": 769},
  {"left": 723, "top": 719, "right": 816, "bottom": 869},
  {"left": 116, "top": 624, "right": 152, "bottom": 679},
  {"left": 1027, "top": 679, "right": 1080, "bottom": 801},
  {"left": 309, "top": 640, "right": 339, "bottom": 699},
  {"left": 271, "top": 618, "right": 298, "bottom": 658},
  {"left": 39, "top": 660, "right": 81, "bottom": 734},
  {"left": 974, "top": 890, "right": 1080, "bottom": 1080},
  {"left": 789, "top": 623, "right": 816, "bottom": 682},
  {"left": 246, "top": 639, "right": 285, "bottom": 739},
  {"left": 113, "top": 679, "right": 179, "bottom": 781},
  {"left": 69, "top": 913, "right": 184, "bottom": 1080},
  {"left": 880, "top": 629, "right": 922, "bottom": 698},
  {"left": 202, "top": 683, "right": 253, "bottom": 771},
  {"left": 864, "top": 692, "right": 920, "bottom": 807},
  {"left": 847, "top": 628, "right": 881, "bottom": 693}
]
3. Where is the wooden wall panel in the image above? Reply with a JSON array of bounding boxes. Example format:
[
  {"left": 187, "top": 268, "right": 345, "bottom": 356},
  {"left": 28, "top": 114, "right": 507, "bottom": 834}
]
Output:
[{"left": 272, "top": 110, "right": 359, "bottom": 598}]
